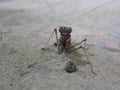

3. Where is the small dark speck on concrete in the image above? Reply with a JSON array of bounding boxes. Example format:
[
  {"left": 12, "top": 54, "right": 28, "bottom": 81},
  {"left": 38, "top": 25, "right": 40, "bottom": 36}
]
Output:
[{"left": 9, "top": 84, "right": 13, "bottom": 86}]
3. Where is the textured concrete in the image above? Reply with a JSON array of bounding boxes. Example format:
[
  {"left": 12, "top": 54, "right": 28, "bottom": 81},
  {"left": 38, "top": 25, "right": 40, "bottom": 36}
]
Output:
[{"left": 0, "top": 0, "right": 120, "bottom": 90}]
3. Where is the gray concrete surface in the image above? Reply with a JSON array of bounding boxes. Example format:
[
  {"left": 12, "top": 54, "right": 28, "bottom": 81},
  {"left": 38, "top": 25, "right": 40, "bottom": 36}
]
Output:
[{"left": 0, "top": 0, "right": 120, "bottom": 90}]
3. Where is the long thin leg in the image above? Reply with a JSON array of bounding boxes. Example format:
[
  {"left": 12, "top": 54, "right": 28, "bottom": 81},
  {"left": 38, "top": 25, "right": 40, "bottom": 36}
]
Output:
[
  {"left": 54, "top": 29, "right": 63, "bottom": 54},
  {"left": 68, "top": 39, "right": 87, "bottom": 53},
  {"left": 28, "top": 30, "right": 55, "bottom": 68},
  {"left": 69, "top": 39, "right": 97, "bottom": 75},
  {"left": 54, "top": 29, "right": 59, "bottom": 45},
  {"left": 68, "top": 39, "right": 87, "bottom": 49},
  {"left": 82, "top": 43, "right": 97, "bottom": 75},
  {"left": 69, "top": 46, "right": 83, "bottom": 53}
]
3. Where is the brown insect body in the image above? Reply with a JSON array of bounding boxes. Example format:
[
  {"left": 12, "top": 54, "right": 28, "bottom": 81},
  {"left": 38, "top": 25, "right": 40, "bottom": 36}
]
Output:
[{"left": 57, "top": 26, "right": 72, "bottom": 54}]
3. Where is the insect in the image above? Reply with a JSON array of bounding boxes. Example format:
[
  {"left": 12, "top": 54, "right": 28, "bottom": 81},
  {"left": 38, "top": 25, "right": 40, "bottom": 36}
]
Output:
[
  {"left": 40, "top": 26, "right": 96, "bottom": 74},
  {"left": 53, "top": 26, "right": 87, "bottom": 54},
  {"left": 28, "top": 0, "right": 119, "bottom": 74}
]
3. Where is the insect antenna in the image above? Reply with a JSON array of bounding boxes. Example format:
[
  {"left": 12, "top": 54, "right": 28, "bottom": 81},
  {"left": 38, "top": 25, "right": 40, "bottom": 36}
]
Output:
[
  {"left": 71, "top": 0, "right": 120, "bottom": 24},
  {"left": 43, "top": 0, "right": 65, "bottom": 25}
]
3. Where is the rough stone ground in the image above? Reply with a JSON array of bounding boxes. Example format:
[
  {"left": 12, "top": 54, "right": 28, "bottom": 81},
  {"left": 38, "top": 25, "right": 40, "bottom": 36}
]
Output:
[{"left": 0, "top": 0, "right": 120, "bottom": 90}]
